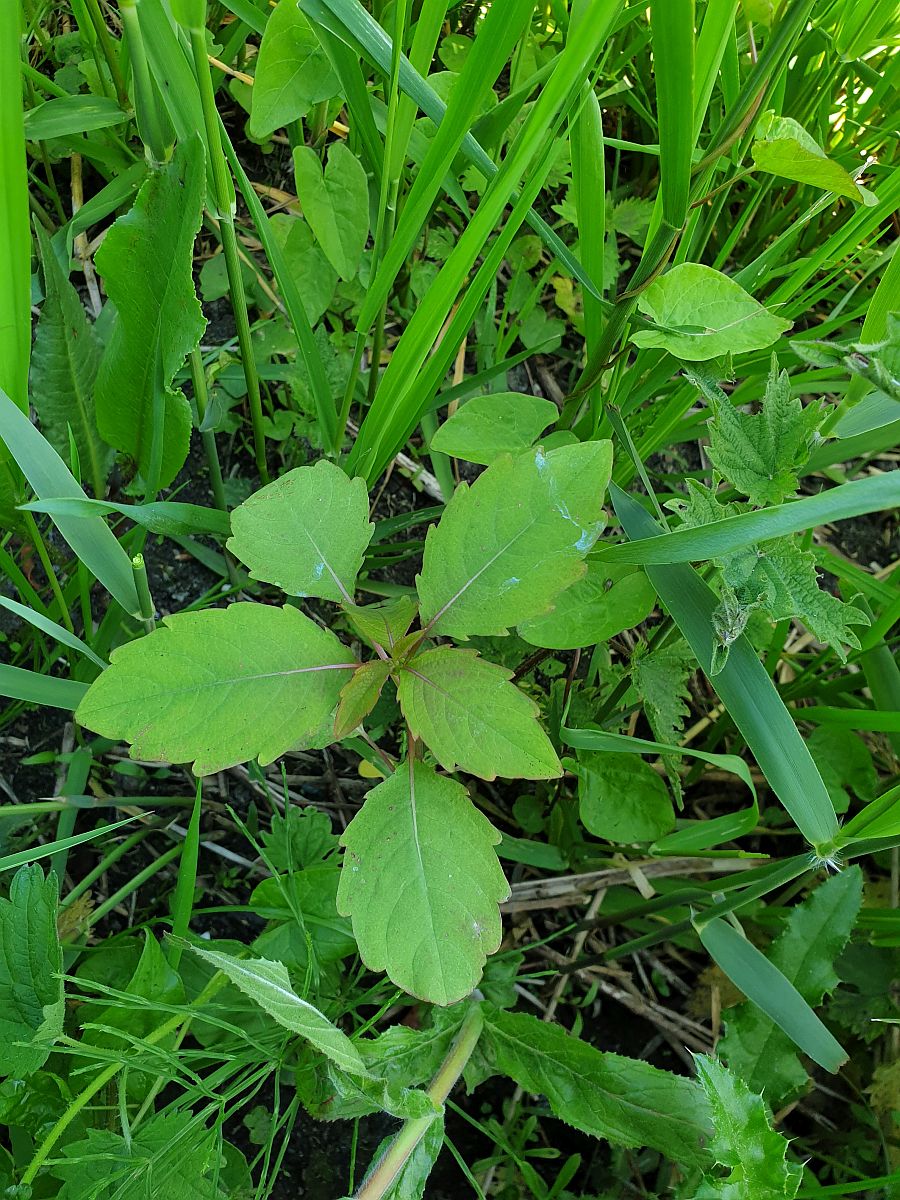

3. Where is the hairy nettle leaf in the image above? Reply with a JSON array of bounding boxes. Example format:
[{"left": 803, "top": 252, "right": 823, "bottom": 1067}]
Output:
[
  {"left": 337, "top": 759, "right": 509, "bottom": 1005},
  {"left": 76, "top": 604, "right": 356, "bottom": 774},
  {"left": 227, "top": 458, "right": 374, "bottom": 601},
  {"left": 632, "top": 263, "right": 791, "bottom": 361},
  {"left": 417, "top": 441, "right": 612, "bottom": 638},
  {"left": 0, "top": 866, "right": 64, "bottom": 1078},
  {"left": 398, "top": 645, "right": 561, "bottom": 779}
]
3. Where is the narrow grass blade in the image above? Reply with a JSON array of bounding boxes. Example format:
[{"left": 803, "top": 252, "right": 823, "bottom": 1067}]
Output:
[
  {"left": 0, "top": 595, "right": 106, "bottom": 669},
  {"left": 0, "top": 665, "right": 89, "bottom": 710},
  {"left": 0, "top": 4, "right": 30, "bottom": 412},
  {"left": 697, "top": 915, "right": 848, "bottom": 1073},
  {"left": 22, "top": 496, "right": 231, "bottom": 539},
  {"left": 0, "top": 387, "right": 141, "bottom": 616},
  {"left": 0, "top": 816, "right": 136, "bottom": 874},
  {"left": 612, "top": 484, "right": 838, "bottom": 850},
  {"left": 650, "top": 0, "right": 695, "bottom": 228},
  {"left": 599, "top": 474, "right": 899, "bottom": 565}
]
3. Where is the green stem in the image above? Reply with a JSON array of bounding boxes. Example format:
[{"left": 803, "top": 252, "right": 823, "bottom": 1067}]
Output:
[
  {"left": 188, "top": 25, "right": 269, "bottom": 483},
  {"left": 354, "top": 1003, "right": 484, "bottom": 1200},
  {"left": 83, "top": 0, "right": 128, "bottom": 105},
  {"left": 168, "top": 779, "right": 202, "bottom": 969},
  {"left": 131, "top": 552, "right": 156, "bottom": 633},
  {"left": 189, "top": 348, "right": 228, "bottom": 513},
  {"left": 86, "top": 842, "right": 183, "bottom": 929},
  {"left": 119, "top": 0, "right": 171, "bottom": 164},
  {"left": 23, "top": 511, "right": 74, "bottom": 633}
]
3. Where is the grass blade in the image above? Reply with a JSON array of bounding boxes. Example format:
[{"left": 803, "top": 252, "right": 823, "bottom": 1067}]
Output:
[
  {"left": 0, "top": 665, "right": 88, "bottom": 710},
  {"left": 0, "top": 4, "right": 30, "bottom": 412}
]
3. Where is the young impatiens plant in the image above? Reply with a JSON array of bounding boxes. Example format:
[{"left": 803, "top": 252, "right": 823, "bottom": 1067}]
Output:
[{"left": 77, "top": 442, "right": 613, "bottom": 1004}]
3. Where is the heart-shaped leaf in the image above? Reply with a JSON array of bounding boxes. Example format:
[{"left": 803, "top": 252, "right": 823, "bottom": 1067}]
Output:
[{"left": 292, "top": 142, "right": 369, "bottom": 280}]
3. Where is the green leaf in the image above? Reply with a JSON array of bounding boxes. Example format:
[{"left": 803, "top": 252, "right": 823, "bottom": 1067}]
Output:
[
  {"left": 185, "top": 942, "right": 366, "bottom": 1074},
  {"left": 292, "top": 141, "right": 369, "bottom": 280},
  {"left": 0, "top": 387, "right": 141, "bottom": 615},
  {"left": 693, "top": 1054, "right": 802, "bottom": 1200},
  {"left": 631, "top": 639, "right": 693, "bottom": 748},
  {"left": 752, "top": 111, "right": 867, "bottom": 203},
  {"left": 0, "top": 663, "right": 88, "bottom": 710},
  {"left": 366, "top": 1116, "right": 444, "bottom": 1200},
  {"left": 23, "top": 95, "right": 127, "bottom": 139},
  {"left": 479, "top": 1008, "right": 712, "bottom": 1166},
  {"left": 249, "top": 0, "right": 337, "bottom": 139},
  {"left": 94, "top": 138, "right": 206, "bottom": 489},
  {"left": 270, "top": 213, "right": 337, "bottom": 325},
  {"left": 227, "top": 460, "right": 373, "bottom": 602},
  {"left": 0, "top": 865, "right": 64, "bottom": 1077},
  {"left": 30, "top": 224, "right": 109, "bottom": 497},
  {"left": 337, "top": 759, "right": 509, "bottom": 1005},
  {"left": 344, "top": 596, "right": 418, "bottom": 652},
  {"left": 417, "top": 442, "right": 612, "bottom": 638},
  {"left": 706, "top": 359, "right": 822, "bottom": 505},
  {"left": 76, "top": 604, "right": 355, "bottom": 775},
  {"left": 697, "top": 915, "right": 848, "bottom": 1075},
  {"left": 335, "top": 660, "right": 392, "bottom": 739},
  {"left": 841, "top": 782, "right": 900, "bottom": 844},
  {"left": 398, "top": 646, "right": 561, "bottom": 780},
  {"left": 87, "top": 931, "right": 183, "bottom": 1045},
  {"left": 50, "top": 1112, "right": 223, "bottom": 1200},
  {"left": 429, "top": 393, "right": 558, "bottom": 465},
  {"left": 261, "top": 807, "right": 339, "bottom": 871},
  {"left": 22, "top": 495, "right": 231, "bottom": 539},
  {"left": 520, "top": 562, "right": 655, "bottom": 649},
  {"left": 570, "top": 750, "right": 674, "bottom": 842},
  {"left": 719, "top": 868, "right": 862, "bottom": 1103},
  {"left": 632, "top": 263, "right": 791, "bottom": 361}
]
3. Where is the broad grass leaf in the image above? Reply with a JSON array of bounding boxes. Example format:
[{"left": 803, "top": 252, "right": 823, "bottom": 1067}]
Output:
[
  {"left": 30, "top": 225, "right": 109, "bottom": 497},
  {"left": 292, "top": 142, "right": 369, "bottom": 280},
  {"left": 417, "top": 441, "right": 612, "bottom": 638},
  {"left": 697, "top": 916, "right": 848, "bottom": 1074},
  {"left": 0, "top": 387, "right": 140, "bottom": 614},
  {"left": 227, "top": 460, "right": 374, "bottom": 602},
  {"left": 612, "top": 485, "right": 839, "bottom": 849},
  {"left": 0, "top": 663, "right": 88, "bottom": 710},
  {"left": 337, "top": 759, "right": 509, "bottom": 1005},
  {"left": 249, "top": 0, "right": 337, "bottom": 139},
  {"left": 94, "top": 138, "right": 206, "bottom": 489},
  {"left": 752, "top": 112, "right": 867, "bottom": 202},
  {"left": 50, "top": 1111, "right": 224, "bottom": 1199},
  {"left": 570, "top": 750, "right": 674, "bottom": 842},
  {"left": 429, "top": 393, "right": 558, "bottom": 465},
  {"left": 186, "top": 943, "right": 366, "bottom": 1074},
  {"left": 479, "top": 1008, "right": 712, "bottom": 1166},
  {"left": 519, "top": 562, "right": 655, "bottom": 649},
  {"left": 632, "top": 263, "right": 791, "bottom": 361},
  {"left": 23, "top": 95, "right": 127, "bottom": 140},
  {"left": 76, "top": 604, "right": 356, "bottom": 775},
  {"left": 398, "top": 646, "right": 561, "bottom": 780},
  {"left": 718, "top": 868, "right": 862, "bottom": 1103},
  {"left": 694, "top": 1054, "right": 802, "bottom": 1200},
  {"left": 0, "top": 866, "right": 64, "bottom": 1077}
]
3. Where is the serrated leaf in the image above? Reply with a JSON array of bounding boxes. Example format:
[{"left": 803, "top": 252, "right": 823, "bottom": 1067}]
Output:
[
  {"left": 721, "top": 538, "right": 868, "bottom": 661},
  {"left": 186, "top": 942, "right": 366, "bottom": 1074},
  {"left": 706, "top": 360, "right": 822, "bottom": 505},
  {"left": 694, "top": 1054, "right": 802, "bottom": 1199},
  {"left": 227, "top": 460, "right": 374, "bottom": 602},
  {"left": 417, "top": 441, "right": 612, "bottom": 638},
  {"left": 0, "top": 865, "right": 64, "bottom": 1077},
  {"left": 719, "top": 868, "right": 862, "bottom": 1103},
  {"left": 398, "top": 646, "right": 561, "bottom": 780},
  {"left": 249, "top": 0, "right": 337, "bottom": 139},
  {"left": 335, "top": 660, "right": 392, "bottom": 739},
  {"left": 344, "top": 596, "right": 418, "bottom": 651},
  {"left": 632, "top": 263, "right": 791, "bottom": 361},
  {"left": 337, "top": 759, "right": 509, "bottom": 1005},
  {"left": 430, "top": 393, "right": 557, "bottom": 465},
  {"left": 752, "top": 112, "right": 866, "bottom": 203},
  {"left": 76, "top": 603, "right": 355, "bottom": 775},
  {"left": 571, "top": 750, "right": 674, "bottom": 842},
  {"left": 480, "top": 1008, "right": 712, "bottom": 1166},
  {"left": 631, "top": 640, "right": 693, "bottom": 746},
  {"left": 518, "top": 561, "right": 656, "bottom": 649},
  {"left": 293, "top": 142, "right": 369, "bottom": 280},
  {"left": 51, "top": 1111, "right": 222, "bottom": 1200},
  {"left": 30, "top": 224, "right": 110, "bottom": 497}
]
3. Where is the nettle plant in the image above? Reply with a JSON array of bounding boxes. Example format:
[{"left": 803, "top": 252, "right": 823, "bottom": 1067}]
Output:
[{"left": 78, "top": 440, "right": 612, "bottom": 1004}]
